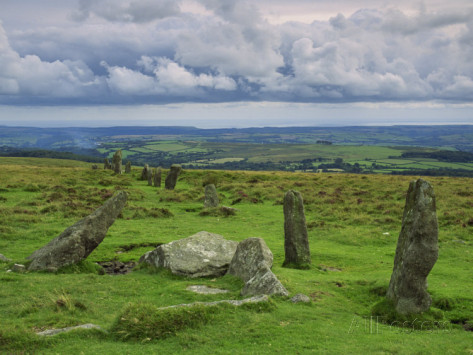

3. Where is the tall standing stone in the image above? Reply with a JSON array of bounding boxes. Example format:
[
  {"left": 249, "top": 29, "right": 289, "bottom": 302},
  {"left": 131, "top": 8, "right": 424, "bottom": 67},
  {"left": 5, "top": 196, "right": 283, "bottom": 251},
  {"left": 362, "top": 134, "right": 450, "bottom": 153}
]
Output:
[
  {"left": 141, "top": 164, "right": 150, "bottom": 181},
  {"left": 283, "top": 190, "right": 311, "bottom": 268},
  {"left": 112, "top": 150, "right": 122, "bottom": 174},
  {"left": 147, "top": 169, "right": 153, "bottom": 186},
  {"left": 125, "top": 161, "right": 132, "bottom": 173},
  {"left": 27, "top": 191, "right": 128, "bottom": 271},
  {"left": 165, "top": 164, "right": 182, "bottom": 190},
  {"left": 386, "top": 178, "right": 439, "bottom": 315},
  {"left": 153, "top": 167, "right": 161, "bottom": 188},
  {"left": 204, "top": 184, "right": 219, "bottom": 208}
]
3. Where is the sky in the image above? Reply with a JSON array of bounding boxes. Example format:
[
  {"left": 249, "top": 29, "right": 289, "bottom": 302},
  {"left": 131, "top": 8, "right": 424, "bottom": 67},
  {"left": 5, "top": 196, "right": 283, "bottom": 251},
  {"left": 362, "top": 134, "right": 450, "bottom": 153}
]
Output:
[{"left": 0, "top": 0, "right": 472, "bottom": 128}]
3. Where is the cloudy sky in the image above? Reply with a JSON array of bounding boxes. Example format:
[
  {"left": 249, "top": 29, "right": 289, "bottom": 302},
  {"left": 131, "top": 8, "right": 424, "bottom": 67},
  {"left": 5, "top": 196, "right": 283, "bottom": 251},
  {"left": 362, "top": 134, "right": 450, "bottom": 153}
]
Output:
[{"left": 0, "top": 0, "right": 472, "bottom": 127}]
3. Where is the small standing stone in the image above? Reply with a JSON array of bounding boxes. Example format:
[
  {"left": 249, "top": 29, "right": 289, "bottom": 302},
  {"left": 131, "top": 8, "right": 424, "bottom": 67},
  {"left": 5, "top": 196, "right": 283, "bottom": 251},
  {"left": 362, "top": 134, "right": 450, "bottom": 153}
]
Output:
[
  {"left": 204, "top": 184, "right": 219, "bottom": 208},
  {"left": 153, "top": 167, "right": 161, "bottom": 188},
  {"left": 141, "top": 164, "right": 150, "bottom": 181},
  {"left": 386, "top": 178, "right": 439, "bottom": 315},
  {"left": 147, "top": 169, "right": 153, "bottom": 186},
  {"left": 165, "top": 164, "right": 182, "bottom": 190},
  {"left": 283, "top": 190, "right": 311, "bottom": 268},
  {"left": 104, "top": 158, "right": 111, "bottom": 170},
  {"left": 125, "top": 161, "right": 132, "bottom": 174},
  {"left": 112, "top": 150, "right": 122, "bottom": 174}
]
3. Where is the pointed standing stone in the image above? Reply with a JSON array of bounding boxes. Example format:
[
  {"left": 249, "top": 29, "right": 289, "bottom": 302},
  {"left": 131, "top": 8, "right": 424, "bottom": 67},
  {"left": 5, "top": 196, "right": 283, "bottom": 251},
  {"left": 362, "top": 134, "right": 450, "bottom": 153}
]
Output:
[
  {"left": 112, "top": 150, "right": 122, "bottom": 174},
  {"left": 153, "top": 167, "right": 161, "bottom": 187},
  {"left": 386, "top": 178, "right": 439, "bottom": 315},
  {"left": 283, "top": 190, "right": 311, "bottom": 268},
  {"left": 125, "top": 161, "right": 132, "bottom": 173},
  {"left": 104, "top": 158, "right": 111, "bottom": 170},
  {"left": 165, "top": 164, "right": 182, "bottom": 190},
  {"left": 204, "top": 184, "right": 219, "bottom": 208}
]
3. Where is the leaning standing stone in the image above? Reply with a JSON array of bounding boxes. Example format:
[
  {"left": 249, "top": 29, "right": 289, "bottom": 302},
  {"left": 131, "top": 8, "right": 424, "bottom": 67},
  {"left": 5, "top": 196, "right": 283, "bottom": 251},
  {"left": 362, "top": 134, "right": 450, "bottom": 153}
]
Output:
[
  {"left": 165, "top": 164, "right": 182, "bottom": 190},
  {"left": 204, "top": 184, "right": 219, "bottom": 208},
  {"left": 125, "top": 161, "right": 132, "bottom": 173},
  {"left": 103, "top": 158, "right": 111, "bottom": 170},
  {"left": 27, "top": 191, "right": 127, "bottom": 271},
  {"left": 112, "top": 150, "right": 122, "bottom": 174},
  {"left": 283, "top": 190, "right": 311, "bottom": 268},
  {"left": 386, "top": 178, "right": 439, "bottom": 315}
]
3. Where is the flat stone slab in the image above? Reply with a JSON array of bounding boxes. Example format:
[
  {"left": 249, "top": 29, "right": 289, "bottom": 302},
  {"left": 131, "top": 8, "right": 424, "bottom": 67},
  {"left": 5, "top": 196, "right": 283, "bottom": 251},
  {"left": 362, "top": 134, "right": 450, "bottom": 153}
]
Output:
[
  {"left": 159, "top": 295, "right": 269, "bottom": 310},
  {"left": 37, "top": 324, "right": 103, "bottom": 336},
  {"left": 186, "top": 285, "right": 229, "bottom": 294}
]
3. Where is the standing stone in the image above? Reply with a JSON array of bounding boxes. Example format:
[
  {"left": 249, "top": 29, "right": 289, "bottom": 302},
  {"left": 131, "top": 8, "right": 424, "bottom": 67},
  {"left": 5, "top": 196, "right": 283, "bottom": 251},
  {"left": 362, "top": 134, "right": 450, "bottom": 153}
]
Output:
[
  {"left": 153, "top": 167, "right": 161, "bottom": 188},
  {"left": 165, "top": 164, "right": 182, "bottom": 190},
  {"left": 386, "top": 178, "right": 439, "bottom": 315},
  {"left": 147, "top": 169, "right": 153, "bottom": 186},
  {"left": 112, "top": 150, "right": 122, "bottom": 174},
  {"left": 27, "top": 191, "right": 127, "bottom": 271},
  {"left": 228, "top": 237, "right": 288, "bottom": 297},
  {"left": 283, "top": 190, "right": 311, "bottom": 268},
  {"left": 155, "top": 167, "right": 162, "bottom": 187},
  {"left": 204, "top": 184, "right": 219, "bottom": 208},
  {"left": 125, "top": 161, "right": 132, "bottom": 174},
  {"left": 141, "top": 164, "right": 150, "bottom": 181},
  {"left": 104, "top": 158, "right": 111, "bottom": 170}
]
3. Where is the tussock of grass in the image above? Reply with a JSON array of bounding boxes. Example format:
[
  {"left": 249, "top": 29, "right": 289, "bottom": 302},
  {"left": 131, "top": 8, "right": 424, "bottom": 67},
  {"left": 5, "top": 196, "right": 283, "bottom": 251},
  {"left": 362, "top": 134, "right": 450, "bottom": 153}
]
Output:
[{"left": 111, "top": 303, "right": 213, "bottom": 342}]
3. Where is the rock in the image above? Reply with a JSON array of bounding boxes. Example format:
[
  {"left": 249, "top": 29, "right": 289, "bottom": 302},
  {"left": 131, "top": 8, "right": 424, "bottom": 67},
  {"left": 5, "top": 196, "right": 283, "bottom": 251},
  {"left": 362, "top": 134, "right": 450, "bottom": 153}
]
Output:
[
  {"left": 153, "top": 167, "right": 161, "bottom": 187},
  {"left": 204, "top": 184, "right": 219, "bottom": 208},
  {"left": 141, "top": 164, "right": 150, "bottom": 181},
  {"left": 386, "top": 178, "right": 439, "bottom": 315},
  {"left": 159, "top": 295, "right": 269, "bottom": 310},
  {"left": 227, "top": 237, "right": 273, "bottom": 283},
  {"left": 11, "top": 264, "right": 25, "bottom": 272},
  {"left": 283, "top": 190, "right": 311, "bottom": 268},
  {"left": 112, "top": 150, "right": 122, "bottom": 174},
  {"left": 37, "top": 324, "right": 104, "bottom": 336},
  {"left": 139, "top": 231, "right": 238, "bottom": 278},
  {"left": 125, "top": 161, "right": 132, "bottom": 173},
  {"left": 290, "top": 293, "right": 311, "bottom": 303},
  {"left": 241, "top": 268, "right": 289, "bottom": 297},
  {"left": 186, "top": 285, "right": 229, "bottom": 294},
  {"left": 0, "top": 253, "right": 10, "bottom": 262},
  {"left": 165, "top": 164, "right": 182, "bottom": 190},
  {"left": 228, "top": 237, "right": 288, "bottom": 297},
  {"left": 103, "top": 158, "right": 111, "bottom": 170},
  {"left": 91, "top": 165, "right": 98, "bottom": 170},
  {"left": 27, "top": 191, "right": 127, "bottom": 271}
]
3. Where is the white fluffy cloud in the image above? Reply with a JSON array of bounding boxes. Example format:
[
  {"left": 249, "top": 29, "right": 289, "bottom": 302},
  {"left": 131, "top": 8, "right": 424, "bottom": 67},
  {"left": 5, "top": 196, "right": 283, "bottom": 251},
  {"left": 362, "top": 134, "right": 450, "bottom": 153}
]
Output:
[{"left": 1, "top": 0, "right": 473, "bottom": 105}]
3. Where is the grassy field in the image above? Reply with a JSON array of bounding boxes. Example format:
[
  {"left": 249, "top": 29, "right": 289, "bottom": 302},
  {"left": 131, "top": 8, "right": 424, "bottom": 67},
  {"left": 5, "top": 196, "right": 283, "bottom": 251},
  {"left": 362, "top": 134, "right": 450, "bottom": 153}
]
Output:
[{"left": 0, "top": 157, "right": 472, "bottom": 354}]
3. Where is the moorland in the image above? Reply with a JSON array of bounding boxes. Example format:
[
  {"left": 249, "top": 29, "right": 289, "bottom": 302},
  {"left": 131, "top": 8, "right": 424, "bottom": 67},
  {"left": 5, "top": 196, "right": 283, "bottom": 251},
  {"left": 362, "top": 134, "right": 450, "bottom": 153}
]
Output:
[
  {"left": 2, "top": 125, "right": 473, "bottom": 176},
  {"left": 0, "top": 157, "right": 472, "bottom": 354}
]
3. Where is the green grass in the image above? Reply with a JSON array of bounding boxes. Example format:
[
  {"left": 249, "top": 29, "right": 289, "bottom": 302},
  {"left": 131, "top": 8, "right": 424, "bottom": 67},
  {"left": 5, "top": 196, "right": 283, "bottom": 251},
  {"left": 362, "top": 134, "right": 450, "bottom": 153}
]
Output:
[{"left": 0, "top": 157, "right": 472, "bottom": 353}]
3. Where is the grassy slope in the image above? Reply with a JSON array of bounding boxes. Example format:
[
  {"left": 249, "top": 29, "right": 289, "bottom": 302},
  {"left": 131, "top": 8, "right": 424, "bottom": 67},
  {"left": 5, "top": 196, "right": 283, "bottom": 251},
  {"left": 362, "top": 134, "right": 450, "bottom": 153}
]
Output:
[{"left": 0, "top": 157, "right": 472, "bottom": 354}]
